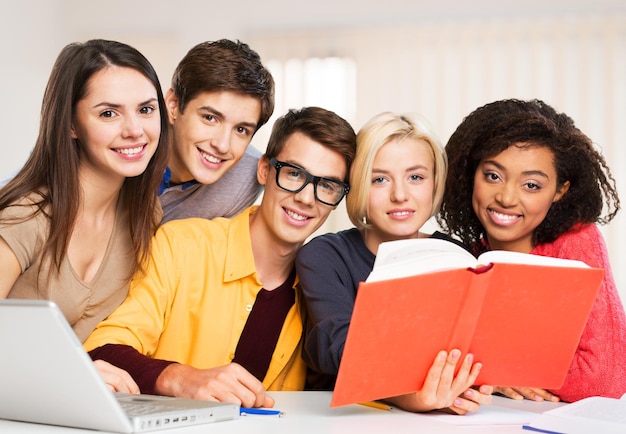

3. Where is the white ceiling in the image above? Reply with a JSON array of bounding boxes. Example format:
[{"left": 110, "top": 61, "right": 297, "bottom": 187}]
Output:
[{"left": 62, "top": 0, "right": 626, "bottom": 38}]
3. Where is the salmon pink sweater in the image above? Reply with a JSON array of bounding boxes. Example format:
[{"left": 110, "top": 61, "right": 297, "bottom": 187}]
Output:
[{"left": 532, "top": 224, "right": 626, "bottom": 402}]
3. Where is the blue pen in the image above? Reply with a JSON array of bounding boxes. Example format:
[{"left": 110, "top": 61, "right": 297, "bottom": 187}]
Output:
[
  {"left": 521, "top": 424, "right": 563, "bottom": 434},
  {"left": 240, "top": 407, "right": 283, "bottom": 417}
]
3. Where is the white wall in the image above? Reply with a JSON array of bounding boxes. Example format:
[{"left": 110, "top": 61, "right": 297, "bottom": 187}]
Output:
[
  {"left": 1, "top": 1, "right": 625, "bottom": 303},
  {"left": 0, "top": 1, "right": 67, "bottom": 177},
  {"left": 1, "top": 0, "right": 624, "bottom": 175}
]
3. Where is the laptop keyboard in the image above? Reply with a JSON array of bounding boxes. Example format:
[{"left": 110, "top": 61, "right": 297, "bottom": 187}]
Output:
[{"left": 119, "top": 399, "right": 187, "bottom": 417}]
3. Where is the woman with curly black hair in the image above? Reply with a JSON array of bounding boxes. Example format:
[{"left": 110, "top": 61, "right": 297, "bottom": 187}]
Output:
[{"left": 437, "top": 98, "right": 626, "bottom": 403}]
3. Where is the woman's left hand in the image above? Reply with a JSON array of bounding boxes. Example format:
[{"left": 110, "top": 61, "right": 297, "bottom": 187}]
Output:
[{"left": 494, "top": 386, "right": 560, "bottom": 402}]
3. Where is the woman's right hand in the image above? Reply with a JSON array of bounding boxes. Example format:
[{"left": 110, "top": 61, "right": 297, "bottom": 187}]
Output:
[
  {"left": 384, "top": 349, "right": 490, "bottom": 414},
  {"left": 94, "top": 359, "right": 140, "bottom": 394}
]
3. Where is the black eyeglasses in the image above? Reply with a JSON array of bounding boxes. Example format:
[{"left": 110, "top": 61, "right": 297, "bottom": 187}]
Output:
[{"left": 269, "top": 157, "right": 349, "bottom": 206}]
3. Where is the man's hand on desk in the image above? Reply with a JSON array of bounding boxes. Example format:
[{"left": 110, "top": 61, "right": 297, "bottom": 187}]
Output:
[
  {"left": 494, "top": 386, "right": 560, "bottom": 402},
  {"left": 94, "top": 359, "right": 140, "bottom": 394},
  {"left": 154, "top": 362, "right": 275, "bottom": 409}
]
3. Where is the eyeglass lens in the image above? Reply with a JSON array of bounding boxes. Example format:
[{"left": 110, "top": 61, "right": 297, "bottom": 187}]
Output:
[{"left": 275, "top": 161, "right": 345, "bottom": 205}]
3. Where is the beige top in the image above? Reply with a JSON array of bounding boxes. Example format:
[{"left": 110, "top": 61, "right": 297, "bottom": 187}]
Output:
[{"left": 0, "top": 195, "right": 134, "bottom": 342}]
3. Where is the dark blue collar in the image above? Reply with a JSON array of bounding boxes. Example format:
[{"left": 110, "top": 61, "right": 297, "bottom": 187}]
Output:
[{"left": 159, "top": 167, "right": 199, "bottom": 195}]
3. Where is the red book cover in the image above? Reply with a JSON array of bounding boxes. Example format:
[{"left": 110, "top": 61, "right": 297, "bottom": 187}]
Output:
[{"left": 331, "top": 239, "right": 603, "bottom": 408}]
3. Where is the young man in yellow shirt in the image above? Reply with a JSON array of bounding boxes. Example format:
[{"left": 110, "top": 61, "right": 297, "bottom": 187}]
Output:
[{"left": 84, "top": 107, "right": 356, "bottom": 409}]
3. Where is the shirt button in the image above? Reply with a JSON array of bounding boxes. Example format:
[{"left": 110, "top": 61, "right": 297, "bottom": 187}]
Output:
[
  {"left": 245, "top": 304, "right": 252, "bottom": 312},
  {"left": 228, "top": 353, "right": 235, "bottom": 360}
]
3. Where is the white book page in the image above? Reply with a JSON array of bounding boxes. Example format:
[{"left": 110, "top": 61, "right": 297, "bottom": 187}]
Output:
[
  {"left": 366, "top": 238, "right": 590, "bottom": 283},
  {"left": 367, "top": 238, "right": 476, "bottom": 283},
  {"left": 478, "top": 250, "right": 590, "bottom": 268}
]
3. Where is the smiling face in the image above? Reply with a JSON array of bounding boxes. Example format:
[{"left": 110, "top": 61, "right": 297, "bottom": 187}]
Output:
[
  {"left": 363, "top": 137, "right": 435, "bottom": 252},
  {"left": 255, "top": 131, "right": 348, "bottom": 248},
  {"left": 165, "top": 90, "right": 261, "bottom": 184},
  {"left": 472, "top": 144, "right": 570, "bottom": 253},
  {"left": 71, "top": 66, "right": 161, "bottom": 184}
]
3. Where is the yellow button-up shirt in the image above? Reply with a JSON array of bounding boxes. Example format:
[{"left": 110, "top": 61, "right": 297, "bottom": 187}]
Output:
[{"left": 84, "top": 206, "right": 306, "bottom": 391}]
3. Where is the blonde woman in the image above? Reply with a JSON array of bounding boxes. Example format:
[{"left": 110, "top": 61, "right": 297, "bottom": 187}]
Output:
[{"left": 296, "top": 112, "right": 492, "bottom": 413}]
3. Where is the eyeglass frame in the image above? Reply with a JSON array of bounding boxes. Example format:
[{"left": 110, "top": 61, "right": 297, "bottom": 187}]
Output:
[{"left": 268, "top": 157, "right": 350, "bottom": 206}]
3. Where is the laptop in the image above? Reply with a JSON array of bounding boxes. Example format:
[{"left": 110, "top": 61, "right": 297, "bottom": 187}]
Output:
[{"left": 0, "top": 299, "right": 240, "bottom": 432}]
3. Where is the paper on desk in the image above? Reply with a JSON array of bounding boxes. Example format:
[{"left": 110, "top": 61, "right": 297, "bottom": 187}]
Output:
[
  {"left": 523, "top": 396, "right": 626, "bottom": 434},
  {"left": 419, "top": 405, "right": 540, "bottom": 426}
]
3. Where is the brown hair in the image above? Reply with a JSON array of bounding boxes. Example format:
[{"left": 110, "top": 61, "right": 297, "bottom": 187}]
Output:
[
  {"left": 264, "top": 107, "right": 357, "bottom": 182},
  {"left": 0, "top": 39, "right": 169, "bottom": 279},
  {"left": 171, "top": 39, "right": 275, "bottom": 132}
]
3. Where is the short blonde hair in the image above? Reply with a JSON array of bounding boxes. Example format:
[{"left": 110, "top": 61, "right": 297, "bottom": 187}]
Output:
[{"left": 347, "top": 112, "right": 447, "bottom": 230}]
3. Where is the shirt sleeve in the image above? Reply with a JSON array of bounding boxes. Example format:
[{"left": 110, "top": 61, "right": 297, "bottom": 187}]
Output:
[
  {"left": 537, "top": 225, "right": 626, "bottom": 401},
  {"left": 89, "top": 344, "right": 176, "bottom": 394},
  {"left": 296, "top": 236, "right": 362, "bottom": 378},
  {"left": 0, "top": 202, "right": 47, "bottom": 271},
  {"left": 210, "top": 148, "right": 263, "bottom": 219}
]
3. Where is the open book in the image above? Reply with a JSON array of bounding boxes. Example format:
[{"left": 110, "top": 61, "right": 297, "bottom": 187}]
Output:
[
  {"left": 523, "top": 395, "right": 626, "bottom": 433},
  {"left": 367, "top": 237, "right": 591, "bottom": 282},
  {"left": 331, "top": 238, "right": 604, "bottom": 407}
]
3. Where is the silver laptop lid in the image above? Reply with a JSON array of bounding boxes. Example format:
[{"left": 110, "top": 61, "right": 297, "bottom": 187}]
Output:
[
  {"left": 0, "top": 299, "right": 239, "bottom": 432},
  {"left": 0, "top": 299, "right": 135, "bottom": 432}
]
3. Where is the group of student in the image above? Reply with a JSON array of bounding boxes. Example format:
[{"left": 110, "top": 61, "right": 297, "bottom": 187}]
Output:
[{"left": 0, "top": 37, "right": 625, "bottom": 416}]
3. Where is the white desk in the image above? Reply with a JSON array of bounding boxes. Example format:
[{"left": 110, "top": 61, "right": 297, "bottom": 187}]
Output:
[{"left": 0, "top": 392, "right": 565, "bottom": 433}]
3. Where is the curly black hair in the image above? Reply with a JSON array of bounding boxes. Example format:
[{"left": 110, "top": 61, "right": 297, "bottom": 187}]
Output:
[{"left": 436, "top": 98, "right": 620, "bottom": 255}]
